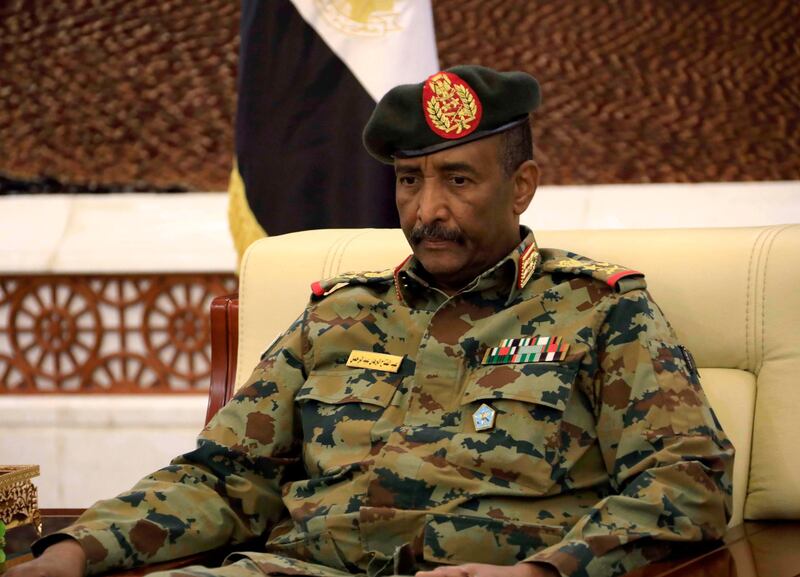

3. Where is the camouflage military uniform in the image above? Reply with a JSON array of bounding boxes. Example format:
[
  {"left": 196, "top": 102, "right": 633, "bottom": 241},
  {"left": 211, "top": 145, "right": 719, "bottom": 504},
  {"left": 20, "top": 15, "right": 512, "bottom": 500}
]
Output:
[{"left": 40, "top": 228, "right": 733, "bottom": 577}]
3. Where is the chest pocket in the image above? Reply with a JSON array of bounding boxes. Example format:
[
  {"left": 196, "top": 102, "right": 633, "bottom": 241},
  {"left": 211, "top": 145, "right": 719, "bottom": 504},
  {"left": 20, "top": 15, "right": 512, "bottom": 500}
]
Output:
[
  {"left": 448, "top": 363, "right": 579, "bottom": 494},
  {"left": 295, "top": 369, "right": 398, "bottom": 475}
]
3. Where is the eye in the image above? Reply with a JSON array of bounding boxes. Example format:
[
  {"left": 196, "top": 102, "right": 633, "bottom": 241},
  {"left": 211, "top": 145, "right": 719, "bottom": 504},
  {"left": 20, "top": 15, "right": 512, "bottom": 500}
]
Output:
[
  {"left": 450, "top": 175, "right": 468, "bottom": 186},
  {"left": 397, "top": 175, "right": 417, "bottom": 186}
]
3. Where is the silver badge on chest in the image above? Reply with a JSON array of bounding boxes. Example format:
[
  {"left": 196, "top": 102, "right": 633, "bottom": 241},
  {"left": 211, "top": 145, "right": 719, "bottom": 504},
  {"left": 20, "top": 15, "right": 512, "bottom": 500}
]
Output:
[{"left": 472, "top": 403, "right": 497, "bottom": 432}]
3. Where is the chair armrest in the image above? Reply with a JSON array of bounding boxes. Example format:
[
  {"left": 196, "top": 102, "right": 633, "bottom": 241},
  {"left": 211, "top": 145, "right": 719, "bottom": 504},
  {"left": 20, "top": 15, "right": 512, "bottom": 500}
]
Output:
[{"left": 206, "top": 293, "right": 239, "bottom": 425}]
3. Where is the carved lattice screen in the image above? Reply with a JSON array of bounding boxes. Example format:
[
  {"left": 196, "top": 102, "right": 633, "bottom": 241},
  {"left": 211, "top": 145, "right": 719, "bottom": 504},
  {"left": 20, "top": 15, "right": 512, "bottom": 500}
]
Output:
[{"left": 0, "top": 274, "right": 236, "bottom": 393}]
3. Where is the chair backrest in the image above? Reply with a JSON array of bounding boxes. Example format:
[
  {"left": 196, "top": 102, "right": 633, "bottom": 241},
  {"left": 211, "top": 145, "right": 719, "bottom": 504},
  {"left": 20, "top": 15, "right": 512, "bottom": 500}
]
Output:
[{"left": 237, "top": 225, "right": 800, "bottom": 525}]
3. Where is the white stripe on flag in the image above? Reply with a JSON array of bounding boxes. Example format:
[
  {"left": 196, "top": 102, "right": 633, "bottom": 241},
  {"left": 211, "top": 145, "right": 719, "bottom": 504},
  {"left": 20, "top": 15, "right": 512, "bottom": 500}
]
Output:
[{"left": 290, "top": 0, "right": 439, "bottom": 101}]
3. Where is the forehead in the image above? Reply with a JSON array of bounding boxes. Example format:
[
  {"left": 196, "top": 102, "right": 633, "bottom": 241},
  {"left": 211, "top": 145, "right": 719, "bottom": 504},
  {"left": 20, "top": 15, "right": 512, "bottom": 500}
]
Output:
[{"left": 394, "top": 134, "right": 502, "bottom": 173}]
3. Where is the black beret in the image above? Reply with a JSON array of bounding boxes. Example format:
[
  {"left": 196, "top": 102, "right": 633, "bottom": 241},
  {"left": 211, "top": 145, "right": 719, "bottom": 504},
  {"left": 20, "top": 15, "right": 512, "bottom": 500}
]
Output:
[{"left": 363, "top": 65, "right": 541, "bottom": 164}]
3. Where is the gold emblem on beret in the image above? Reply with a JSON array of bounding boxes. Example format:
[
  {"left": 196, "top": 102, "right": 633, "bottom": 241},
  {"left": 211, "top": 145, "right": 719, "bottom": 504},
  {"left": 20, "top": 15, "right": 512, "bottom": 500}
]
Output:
[{"left": 423, "top": 71, "right": 483, "bottom": 139}]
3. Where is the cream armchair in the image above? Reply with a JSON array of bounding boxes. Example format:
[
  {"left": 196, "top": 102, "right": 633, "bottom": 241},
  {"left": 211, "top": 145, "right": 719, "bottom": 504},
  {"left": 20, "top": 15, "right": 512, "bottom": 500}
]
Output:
[{"left": 207, "top": 225, "right": 800, "bottom": 528}]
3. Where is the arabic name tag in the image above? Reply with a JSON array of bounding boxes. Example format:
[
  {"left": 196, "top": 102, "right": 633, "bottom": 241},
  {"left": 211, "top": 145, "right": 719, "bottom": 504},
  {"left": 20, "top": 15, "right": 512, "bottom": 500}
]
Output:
[{"left": 346, "top": 350, "right": 404, "bottom": 373}]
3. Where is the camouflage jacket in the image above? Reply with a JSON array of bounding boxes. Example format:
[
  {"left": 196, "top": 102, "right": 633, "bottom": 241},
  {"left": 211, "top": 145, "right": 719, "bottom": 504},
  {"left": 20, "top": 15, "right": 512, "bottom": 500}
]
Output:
[{"left": 45, "top": 228, "right": 733, "bottom": 577}]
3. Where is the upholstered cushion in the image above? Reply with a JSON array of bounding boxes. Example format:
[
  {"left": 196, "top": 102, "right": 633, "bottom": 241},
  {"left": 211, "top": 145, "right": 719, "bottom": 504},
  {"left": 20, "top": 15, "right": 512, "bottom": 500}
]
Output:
[
  {"left": 698, "top": 368, "right": 756, "bottom": 526},
  {"left": 236, "top": 229, "right": 409, "bottom": 390},
  {"left": 743, "top": 226, "right": 800, "bottom": 519}
]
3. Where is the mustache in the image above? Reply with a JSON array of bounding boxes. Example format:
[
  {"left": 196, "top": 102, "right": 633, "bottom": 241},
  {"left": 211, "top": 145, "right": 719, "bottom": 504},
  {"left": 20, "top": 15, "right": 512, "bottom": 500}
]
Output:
[{"left": 409, "top": 223, "right": 465, "bottom": 245}]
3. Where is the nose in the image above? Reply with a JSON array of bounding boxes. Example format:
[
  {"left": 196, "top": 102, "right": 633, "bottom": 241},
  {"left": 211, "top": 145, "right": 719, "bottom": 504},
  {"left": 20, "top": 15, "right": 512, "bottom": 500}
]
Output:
[{"left": 416, "top": 180, "right": 449, "bottom": 225}]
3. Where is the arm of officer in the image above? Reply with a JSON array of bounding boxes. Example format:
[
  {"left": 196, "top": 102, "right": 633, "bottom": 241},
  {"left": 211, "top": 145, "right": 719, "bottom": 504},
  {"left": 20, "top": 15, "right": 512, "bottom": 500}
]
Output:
[
  {"left": 523, "top": 290, "right": 734, "bottom": 577},
  {"left": 12, "top": 314, "right": 309, "bottom": 577},
  {"left": 416, "top": 561, "right": 558, "bottom": 577},
  {"left": 5, "top": 540, "right": 86, "bottom": 577}
]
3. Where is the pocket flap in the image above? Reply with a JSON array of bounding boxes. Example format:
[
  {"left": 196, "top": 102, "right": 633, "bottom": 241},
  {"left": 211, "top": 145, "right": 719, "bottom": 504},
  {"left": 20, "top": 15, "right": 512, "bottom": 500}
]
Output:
[
  {"left": 423, "top": 513, "right": 565, "bottom": 565},
  {"left": 296, "top": 370, "right": 397, "bottom": 408},
  {"left": 462, "top": 363, "right": 578, "bottom": 411}
]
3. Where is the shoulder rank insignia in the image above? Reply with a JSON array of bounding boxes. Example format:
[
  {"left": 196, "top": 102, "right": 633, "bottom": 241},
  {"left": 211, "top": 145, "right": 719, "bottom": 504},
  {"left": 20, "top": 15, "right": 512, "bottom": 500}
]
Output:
[
  {"left": 517, "top": 242, "right": 539, "bottom": 289},
  {"left": 472, "top": 403, "right": 496, "bottom": 432},
  {"left": 482, "top": 336, "right": 569, "bottom": 365},
  {"left": 539, "top": 249, "right": 646, "bottom": 293},
  {"left": 311, "top": 268, "right": 394, "bottom": 299}
]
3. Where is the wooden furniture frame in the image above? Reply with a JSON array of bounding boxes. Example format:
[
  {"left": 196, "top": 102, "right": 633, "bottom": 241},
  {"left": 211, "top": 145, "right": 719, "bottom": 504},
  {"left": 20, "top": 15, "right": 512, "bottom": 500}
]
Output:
[{"left": 205, "top": 293, "right": 239, "bottom": 424}]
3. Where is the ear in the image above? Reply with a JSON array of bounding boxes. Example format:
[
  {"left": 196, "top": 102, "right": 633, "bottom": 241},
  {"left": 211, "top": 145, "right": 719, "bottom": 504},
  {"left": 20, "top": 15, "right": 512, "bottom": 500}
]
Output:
[{"left": 511, "top": 160, "right": 539, "bottom": 215}]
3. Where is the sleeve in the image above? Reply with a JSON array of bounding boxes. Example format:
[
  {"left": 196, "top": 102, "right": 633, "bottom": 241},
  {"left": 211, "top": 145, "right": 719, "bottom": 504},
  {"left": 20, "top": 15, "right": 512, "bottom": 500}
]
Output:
[
  {"left": 524, "top": 290, "right": 734, "bottom": 577},
  {"left": 32, "top": 313, "right": 310, "bottom": 575}
]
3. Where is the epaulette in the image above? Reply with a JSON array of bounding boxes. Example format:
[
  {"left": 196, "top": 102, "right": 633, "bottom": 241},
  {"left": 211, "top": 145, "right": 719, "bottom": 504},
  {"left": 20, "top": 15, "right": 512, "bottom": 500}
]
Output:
[
  {"left": 539, "top": 248, "right": 646, "bottom": 293},
  {"left": 310, "top": 268, "right": 395, "bottom": 300}
]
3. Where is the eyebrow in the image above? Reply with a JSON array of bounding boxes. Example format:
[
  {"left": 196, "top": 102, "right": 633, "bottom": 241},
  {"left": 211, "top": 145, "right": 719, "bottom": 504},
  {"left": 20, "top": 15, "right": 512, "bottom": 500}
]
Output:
[
  {"left": 394, "top": 165, "right": 422, "bottom": 176},
  {"left": 394, "top": 160, "right": 482, "bottom": 178},
  {"left": 437, "top": 162, "right": 480, "bottom": 176}
]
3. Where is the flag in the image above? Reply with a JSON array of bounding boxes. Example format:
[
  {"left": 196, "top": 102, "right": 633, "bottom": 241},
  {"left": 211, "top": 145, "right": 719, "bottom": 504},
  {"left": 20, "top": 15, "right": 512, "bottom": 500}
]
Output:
[{"left": 229, "top": 0, "right": 439, "bottom": 256}]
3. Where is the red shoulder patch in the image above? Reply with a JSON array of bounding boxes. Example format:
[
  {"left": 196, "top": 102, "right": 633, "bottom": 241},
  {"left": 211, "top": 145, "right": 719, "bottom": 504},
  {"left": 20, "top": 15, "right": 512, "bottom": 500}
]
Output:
[
  {"left": 606, "top": 270, "right": 643, "bottom": 288},
  {"left": 310, "top": 281, "right": 325, "bottom": 297}
]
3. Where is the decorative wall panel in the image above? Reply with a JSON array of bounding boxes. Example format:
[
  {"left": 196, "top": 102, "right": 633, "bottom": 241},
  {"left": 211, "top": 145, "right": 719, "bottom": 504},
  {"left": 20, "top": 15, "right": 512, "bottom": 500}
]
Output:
[
  {"left": 0, "top": 0, "right": 239, "bottom": 192},
  {"left": 0, "top": 0, "right": 797, "bottom": 190},
  {"left": 0, "top": 274, "right": 237, "bottom": 393},
  {"left": 432, "top": 0, "right": 800, "bottom": 185}
]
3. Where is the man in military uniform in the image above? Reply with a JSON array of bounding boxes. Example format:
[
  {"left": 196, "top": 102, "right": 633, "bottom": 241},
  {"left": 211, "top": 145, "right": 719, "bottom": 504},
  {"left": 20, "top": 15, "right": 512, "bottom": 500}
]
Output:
[{"left": 12, "top": 66, "right": 733, "bottom": 577}]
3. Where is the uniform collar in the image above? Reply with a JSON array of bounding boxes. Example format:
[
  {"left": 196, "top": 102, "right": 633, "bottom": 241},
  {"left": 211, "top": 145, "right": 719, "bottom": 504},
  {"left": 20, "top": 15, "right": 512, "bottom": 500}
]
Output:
[{"left": 394, "top": 227, "right": 540, "bottom": 308}]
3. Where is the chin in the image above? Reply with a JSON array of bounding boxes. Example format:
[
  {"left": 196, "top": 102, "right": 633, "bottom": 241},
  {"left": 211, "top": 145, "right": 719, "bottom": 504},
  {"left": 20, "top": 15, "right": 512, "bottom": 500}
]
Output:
[{"left": 417, "top": 254, "right": 464, "bottom": 278}]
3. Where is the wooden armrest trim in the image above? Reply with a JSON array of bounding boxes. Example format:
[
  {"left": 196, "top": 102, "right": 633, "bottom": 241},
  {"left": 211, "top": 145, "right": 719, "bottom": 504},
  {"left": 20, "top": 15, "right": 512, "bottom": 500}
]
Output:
[{"left": 206, "top": 293, "right": 239, "bottom": 424}]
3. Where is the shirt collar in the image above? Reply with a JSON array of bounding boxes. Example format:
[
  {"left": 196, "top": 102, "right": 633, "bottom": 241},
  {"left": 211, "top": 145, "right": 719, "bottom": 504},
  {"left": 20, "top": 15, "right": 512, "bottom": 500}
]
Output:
[{"left": 394, "top": 226, "right": 540, "bottom": 307}]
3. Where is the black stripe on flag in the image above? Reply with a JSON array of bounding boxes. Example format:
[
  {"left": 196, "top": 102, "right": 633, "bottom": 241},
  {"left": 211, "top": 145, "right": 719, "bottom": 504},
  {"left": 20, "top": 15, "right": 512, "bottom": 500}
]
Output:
[{"left": 236, "top": 0, "right": 398, "bottom": 235}]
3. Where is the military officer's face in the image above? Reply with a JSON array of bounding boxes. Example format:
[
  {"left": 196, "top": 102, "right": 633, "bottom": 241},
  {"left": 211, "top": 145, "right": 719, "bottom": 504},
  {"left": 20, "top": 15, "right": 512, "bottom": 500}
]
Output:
[{"left": 394, "top": 135, "right": 537, "bottom": 293}]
